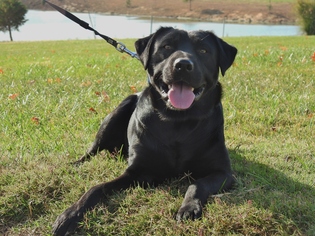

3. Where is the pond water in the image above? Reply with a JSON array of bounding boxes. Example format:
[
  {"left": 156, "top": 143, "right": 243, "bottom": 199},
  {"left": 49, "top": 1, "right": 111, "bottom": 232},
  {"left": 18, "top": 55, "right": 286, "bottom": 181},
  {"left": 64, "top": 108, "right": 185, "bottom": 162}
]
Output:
[{"left": 0, "top": 10, "right": 302, "bottom": 41}]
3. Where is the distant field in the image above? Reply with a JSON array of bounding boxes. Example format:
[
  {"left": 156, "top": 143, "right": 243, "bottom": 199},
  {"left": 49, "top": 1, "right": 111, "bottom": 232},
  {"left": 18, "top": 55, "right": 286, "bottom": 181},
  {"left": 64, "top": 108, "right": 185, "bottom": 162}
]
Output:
[
  {"left": 1, "top": 35, "right": 314, "bottom": 235},
  {"left": 212, "top": 0, "right": 296, "bottom": 2},
  {"left": 24, "top": 0, "right": 297, "bottom": 24}
]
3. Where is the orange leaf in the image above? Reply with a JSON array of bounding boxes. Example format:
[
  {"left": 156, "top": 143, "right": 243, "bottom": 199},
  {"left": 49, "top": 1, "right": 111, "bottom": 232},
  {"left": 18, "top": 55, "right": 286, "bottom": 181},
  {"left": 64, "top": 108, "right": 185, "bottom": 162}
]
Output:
[
  {"left": 311, "top": 52, "right": 315, "bottom": 62},
  {"left": 0, "top": 69, "right": 4, "bottom": 74},
  {"left": 95, "top": 91, "right": 110, "bottom": 102},
  {"left": 9, "top": 93, "right": 19, "bottom": 100},
  {"left": 102, "top": 91, "right": 110, "bottom": 102},
  {"left": 31, "top": 117, "right": 40, "bottom": 125},
  {"left": 81, "top": 81, "right": 92, "bottom": 87},
  {"left": 89, "top": 107, "right": 97, "bottom": 113},
  {"left": 130, "top": 85, "right": 137, "bottom": 93}
]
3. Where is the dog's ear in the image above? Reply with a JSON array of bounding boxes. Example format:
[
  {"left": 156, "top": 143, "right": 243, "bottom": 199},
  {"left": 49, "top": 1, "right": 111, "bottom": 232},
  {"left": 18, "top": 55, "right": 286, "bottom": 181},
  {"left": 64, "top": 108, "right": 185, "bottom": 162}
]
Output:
[
  {"left": 214, "top": 36, "right": 237, "bottom": 76},
  {"left": 135, "top": 27, "right": 173, "bottom": 70}
]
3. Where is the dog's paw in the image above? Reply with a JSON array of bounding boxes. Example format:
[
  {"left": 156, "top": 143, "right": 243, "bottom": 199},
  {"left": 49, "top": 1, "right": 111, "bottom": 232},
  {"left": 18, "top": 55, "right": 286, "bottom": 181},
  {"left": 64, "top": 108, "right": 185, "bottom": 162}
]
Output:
[
  {"left": 52, "top": 205, "right": 83, "bottom": 236},
  {"left": 176, "top": 199, "right": 202, "bottom": 221}
]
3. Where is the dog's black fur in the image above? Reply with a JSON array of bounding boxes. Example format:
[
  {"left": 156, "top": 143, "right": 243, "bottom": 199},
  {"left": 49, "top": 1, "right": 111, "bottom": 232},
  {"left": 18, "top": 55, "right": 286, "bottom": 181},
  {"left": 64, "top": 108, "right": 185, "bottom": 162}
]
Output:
[{"left": 52, "top": 27, "right": 237, "bottom": 235}]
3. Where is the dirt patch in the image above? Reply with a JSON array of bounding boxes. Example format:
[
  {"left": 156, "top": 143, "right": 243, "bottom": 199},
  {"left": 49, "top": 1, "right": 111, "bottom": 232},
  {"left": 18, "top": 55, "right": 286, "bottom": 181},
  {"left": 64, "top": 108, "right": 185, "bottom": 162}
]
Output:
[{"left": 21, "top": 0, "right": 297, "bottom": 24}]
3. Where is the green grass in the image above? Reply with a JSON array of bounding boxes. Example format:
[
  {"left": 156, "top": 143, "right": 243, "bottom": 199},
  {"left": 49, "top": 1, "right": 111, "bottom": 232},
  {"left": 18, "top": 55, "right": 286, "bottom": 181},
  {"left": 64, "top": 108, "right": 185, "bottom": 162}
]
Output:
[{"left": 1, "top": 36, "right": 314, "bottom": 235}]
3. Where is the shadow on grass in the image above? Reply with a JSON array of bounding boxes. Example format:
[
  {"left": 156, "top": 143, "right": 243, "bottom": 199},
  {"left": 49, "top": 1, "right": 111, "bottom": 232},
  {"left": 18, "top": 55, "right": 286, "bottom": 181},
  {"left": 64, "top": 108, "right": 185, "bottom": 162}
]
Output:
[
  {"left": 1, "top": 148, "right": 314, "bottom": 235},
  {"left": 74, "top": 149, "right": 314, "bottom": 235},
  {"left": 0, "top": 200, "right": 47, "bottom": 235},
  {"left": 228, "top": 149, "right": 314, "bottom": 234}
]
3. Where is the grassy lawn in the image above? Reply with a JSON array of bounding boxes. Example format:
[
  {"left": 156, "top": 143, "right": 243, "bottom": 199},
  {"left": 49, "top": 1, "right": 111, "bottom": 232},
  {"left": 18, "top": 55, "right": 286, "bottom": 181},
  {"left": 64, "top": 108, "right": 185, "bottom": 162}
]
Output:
[{"left": 1, "top": 35, "right": 314, "bottom": 235}]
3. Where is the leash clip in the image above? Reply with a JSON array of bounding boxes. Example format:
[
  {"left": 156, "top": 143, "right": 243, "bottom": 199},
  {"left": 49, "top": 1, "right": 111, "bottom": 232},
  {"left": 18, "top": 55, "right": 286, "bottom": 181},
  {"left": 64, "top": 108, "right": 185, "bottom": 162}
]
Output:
[{"left": 116, "top": 42, "right": 140, "bottom": 60}]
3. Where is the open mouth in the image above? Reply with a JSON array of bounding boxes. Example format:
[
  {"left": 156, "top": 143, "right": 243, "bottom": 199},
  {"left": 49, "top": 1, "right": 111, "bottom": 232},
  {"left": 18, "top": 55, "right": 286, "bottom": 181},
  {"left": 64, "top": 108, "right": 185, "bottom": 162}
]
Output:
[{"left": 158, "top": 79, "right": 205, "bottom": 110}]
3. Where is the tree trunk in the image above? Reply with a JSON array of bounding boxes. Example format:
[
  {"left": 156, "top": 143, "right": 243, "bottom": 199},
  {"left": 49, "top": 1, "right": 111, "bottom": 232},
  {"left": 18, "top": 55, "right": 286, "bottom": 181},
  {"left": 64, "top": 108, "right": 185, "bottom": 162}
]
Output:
[{"left": 8, "top": 25, "right": 13, "bottom": 41}]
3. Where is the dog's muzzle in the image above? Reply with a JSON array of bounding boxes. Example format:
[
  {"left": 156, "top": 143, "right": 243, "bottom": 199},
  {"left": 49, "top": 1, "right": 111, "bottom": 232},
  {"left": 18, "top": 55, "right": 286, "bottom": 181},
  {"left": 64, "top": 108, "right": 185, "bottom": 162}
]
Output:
[{"left": 152, "top": 58, "right": 205, "bottom": 110}]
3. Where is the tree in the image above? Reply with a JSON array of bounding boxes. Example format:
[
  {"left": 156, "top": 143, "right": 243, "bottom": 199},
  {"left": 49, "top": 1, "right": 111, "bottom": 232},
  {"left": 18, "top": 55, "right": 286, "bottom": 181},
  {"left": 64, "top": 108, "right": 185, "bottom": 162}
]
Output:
[
  {"left": 0, "top": 0, "right": 27, "bottom": 41},
  {"left": 297, "top": 0, "right": 315, "bottom": 35}
]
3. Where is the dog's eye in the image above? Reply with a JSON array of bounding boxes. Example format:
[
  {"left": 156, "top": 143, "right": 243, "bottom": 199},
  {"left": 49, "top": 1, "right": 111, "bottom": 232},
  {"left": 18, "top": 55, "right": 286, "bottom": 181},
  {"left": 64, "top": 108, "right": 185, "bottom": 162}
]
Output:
[
  {"left": 164, "top": 45, "right": 172, "bottom": 50},
  {"left": 199, "top": 49, "right": 207, "bottom": 54}
]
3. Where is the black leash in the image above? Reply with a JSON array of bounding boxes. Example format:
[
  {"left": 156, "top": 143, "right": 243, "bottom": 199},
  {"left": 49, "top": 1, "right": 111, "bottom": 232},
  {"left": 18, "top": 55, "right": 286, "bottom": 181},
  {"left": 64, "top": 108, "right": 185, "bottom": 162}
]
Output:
[{"left": 45, "top": 1, "right": 139, "bottom": 60}]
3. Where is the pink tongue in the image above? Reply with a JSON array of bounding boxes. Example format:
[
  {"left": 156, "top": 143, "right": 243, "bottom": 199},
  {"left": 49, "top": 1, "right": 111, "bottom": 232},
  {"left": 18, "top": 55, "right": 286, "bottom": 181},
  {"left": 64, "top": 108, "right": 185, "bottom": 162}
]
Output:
[{"left": 168, "top": 82, "right": 195, "bottom": 109}]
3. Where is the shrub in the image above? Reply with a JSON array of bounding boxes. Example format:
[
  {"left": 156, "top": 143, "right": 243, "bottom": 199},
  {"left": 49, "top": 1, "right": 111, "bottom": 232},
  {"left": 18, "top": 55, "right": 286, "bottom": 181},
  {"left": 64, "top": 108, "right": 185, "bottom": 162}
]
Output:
[{"left": 297, "top": 0, "right": 315, "bottom": 35}]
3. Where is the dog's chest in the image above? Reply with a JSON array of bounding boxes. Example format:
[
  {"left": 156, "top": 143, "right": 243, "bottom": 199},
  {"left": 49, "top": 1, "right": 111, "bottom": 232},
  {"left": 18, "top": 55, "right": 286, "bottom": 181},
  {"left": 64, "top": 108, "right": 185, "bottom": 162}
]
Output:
[{"left": 137, "top": 110, "right": 208, "bottom": 145}]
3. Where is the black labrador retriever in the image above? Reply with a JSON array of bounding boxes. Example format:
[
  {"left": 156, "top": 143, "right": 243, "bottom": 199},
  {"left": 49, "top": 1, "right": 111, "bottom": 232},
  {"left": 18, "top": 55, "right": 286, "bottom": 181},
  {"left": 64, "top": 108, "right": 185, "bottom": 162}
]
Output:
[{"left": 52, "top": 27, "right": 237, "bottom": 235}]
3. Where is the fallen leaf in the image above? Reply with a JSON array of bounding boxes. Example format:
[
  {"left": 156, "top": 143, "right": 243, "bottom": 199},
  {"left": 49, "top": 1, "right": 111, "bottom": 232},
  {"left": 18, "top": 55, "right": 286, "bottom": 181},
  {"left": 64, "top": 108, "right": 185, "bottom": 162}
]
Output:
[
  {"left": 31, "top": 117, "right": 40, "bottom": 125},
  {"left": 8, "top": 93, "right": 19, "bottom": 100},
  {"left": 0, "top": 69, "right": 4, "bottom": 74},
  {"left": 311, "top": 52, "right": 315, "bottom": 62},
  {"left": 95, "top": 91, "right": 110, "bottom": 102},
  {"left": 102, "top": 91, "right": 110, "bottom": 102},
  {"left": 130, "top": 85, "right": 137, "bottom": 93},
  {"left": 89, "top": 107, "right": 97, "bottom": 114},
  {"left": 81, "top": 81, "right": 92, "bottom": 87}
]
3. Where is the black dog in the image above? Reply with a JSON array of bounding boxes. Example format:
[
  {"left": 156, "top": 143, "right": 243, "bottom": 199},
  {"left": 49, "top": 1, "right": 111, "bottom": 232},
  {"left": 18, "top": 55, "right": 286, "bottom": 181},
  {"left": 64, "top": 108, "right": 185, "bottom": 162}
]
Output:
[{"left": 52, "top": 27, "right": 237, "bottom": 235}]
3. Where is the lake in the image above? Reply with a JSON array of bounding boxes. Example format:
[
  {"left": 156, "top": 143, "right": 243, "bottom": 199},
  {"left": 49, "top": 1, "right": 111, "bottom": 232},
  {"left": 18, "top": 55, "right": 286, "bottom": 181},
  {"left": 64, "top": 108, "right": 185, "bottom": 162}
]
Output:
[{"left": 0, "top": 10, "right": 302, "bottom": 42}]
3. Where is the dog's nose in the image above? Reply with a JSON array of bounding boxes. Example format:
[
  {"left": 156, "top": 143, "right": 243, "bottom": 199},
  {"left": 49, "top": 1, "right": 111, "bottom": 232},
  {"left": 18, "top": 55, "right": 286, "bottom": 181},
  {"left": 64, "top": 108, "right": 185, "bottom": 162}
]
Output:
[{"left": 174, "top": 58, "right": 194, "bottom": 72}]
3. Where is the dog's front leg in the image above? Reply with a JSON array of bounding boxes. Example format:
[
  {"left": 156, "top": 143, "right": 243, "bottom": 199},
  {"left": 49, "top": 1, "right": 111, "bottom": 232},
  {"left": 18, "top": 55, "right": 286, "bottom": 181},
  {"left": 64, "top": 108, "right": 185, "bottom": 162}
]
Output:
[
  {"left": 52, "top": 171, "right": 137, "bottom": 236},
  {"left": 176, "top": 172, "right": 234, "bottom": 221}
]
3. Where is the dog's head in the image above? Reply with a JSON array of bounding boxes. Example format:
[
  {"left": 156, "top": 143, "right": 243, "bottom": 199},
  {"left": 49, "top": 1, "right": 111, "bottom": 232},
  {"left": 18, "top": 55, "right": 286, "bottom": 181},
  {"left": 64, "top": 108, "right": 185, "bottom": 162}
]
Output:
[{"left": 135, "top": 27, "right": 237, "bottom": 115}]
